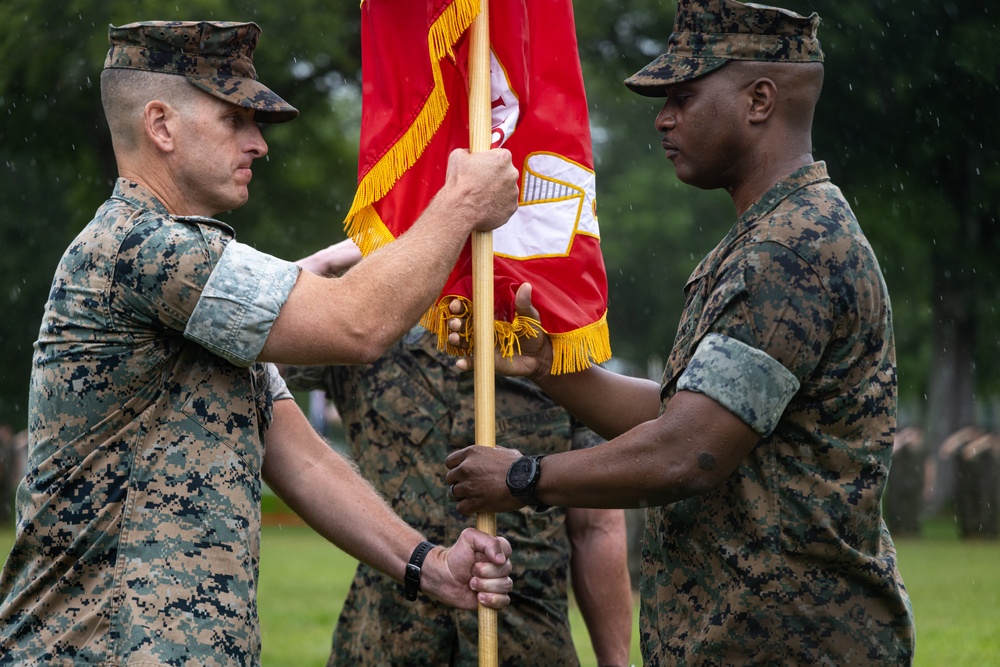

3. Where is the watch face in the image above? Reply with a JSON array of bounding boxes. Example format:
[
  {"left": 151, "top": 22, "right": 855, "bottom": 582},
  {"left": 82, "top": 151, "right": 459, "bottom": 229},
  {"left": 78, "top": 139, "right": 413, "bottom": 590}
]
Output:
[{"left": 507, "top": 457, "right": 535, "bottom": 490}]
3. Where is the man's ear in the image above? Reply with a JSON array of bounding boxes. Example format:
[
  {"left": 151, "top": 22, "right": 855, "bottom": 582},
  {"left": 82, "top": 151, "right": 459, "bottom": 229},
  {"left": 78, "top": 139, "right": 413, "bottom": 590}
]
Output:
[
  {"left": 144, "top": 100, "right": 175, "bottom": 152},
  {"left": 747, "top": 78, "right": 776, "bottom": 124}
]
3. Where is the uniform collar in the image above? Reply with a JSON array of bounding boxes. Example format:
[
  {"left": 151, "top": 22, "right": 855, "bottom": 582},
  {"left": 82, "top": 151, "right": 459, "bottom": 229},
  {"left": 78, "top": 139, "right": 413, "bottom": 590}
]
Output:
[
  {"left": 736, "top": 161, "right": 830, "bottom": 231},
  {"left": 110, "top": 177, "right": 235, "bottom": 234}
]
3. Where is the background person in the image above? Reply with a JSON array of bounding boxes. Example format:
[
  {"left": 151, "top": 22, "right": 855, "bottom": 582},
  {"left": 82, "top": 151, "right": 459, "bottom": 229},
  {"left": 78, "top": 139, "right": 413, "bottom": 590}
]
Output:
[{"left": 287, "top": 242, "right": 632, "bottom": 667}]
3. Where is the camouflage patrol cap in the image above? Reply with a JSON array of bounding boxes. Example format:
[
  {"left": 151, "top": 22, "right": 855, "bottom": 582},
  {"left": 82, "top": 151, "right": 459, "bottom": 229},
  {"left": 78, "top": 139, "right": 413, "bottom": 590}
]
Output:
[
  {"left": 104, "top": 21, "right": 298, "bottom": 123},
  {"left": 625, "top": 0, "right": 824, "bottom": 97}
]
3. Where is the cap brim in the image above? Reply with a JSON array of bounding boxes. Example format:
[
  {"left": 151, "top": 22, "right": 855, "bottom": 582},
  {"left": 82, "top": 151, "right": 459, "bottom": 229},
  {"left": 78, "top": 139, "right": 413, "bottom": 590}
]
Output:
[
  {"left": 624, "top": 54, "right": 729, "bottom": 97},
  {"left": 188, "top": 76, "right": 299, "bottom": 124}
]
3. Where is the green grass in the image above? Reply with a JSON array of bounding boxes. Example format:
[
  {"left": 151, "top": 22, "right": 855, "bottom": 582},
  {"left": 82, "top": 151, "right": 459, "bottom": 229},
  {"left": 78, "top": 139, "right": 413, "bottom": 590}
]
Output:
[
  {"left": 1, "top": 514, "right": 997, "bottom": 666},
  {"left": 895, "top": 519, "right": 1000, "bottom": 665}
]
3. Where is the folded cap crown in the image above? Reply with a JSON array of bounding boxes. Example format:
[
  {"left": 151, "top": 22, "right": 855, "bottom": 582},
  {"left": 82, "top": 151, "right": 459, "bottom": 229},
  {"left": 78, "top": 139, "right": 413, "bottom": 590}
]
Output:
[
  {"left": 105, "top": 20, "right": 298, "bottom": 123},
  {"left": 625, "top": 0, "right": 824, "bottom": 97}
]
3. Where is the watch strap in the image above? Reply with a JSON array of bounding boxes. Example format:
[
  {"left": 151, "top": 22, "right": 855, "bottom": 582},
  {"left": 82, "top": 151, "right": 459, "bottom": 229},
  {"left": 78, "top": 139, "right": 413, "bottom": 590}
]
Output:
[
  {"left": 509, "top": 454, "right": 550, "bottom": 512},
  {"left": 403, "top": 540, "right": 435, "bottom": 601}
]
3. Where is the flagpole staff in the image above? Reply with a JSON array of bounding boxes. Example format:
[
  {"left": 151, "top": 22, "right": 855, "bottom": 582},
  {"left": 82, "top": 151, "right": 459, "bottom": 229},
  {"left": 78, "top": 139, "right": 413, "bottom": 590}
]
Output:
[{"left": 468, "top": 0, "right": 499, "bottom": 665}]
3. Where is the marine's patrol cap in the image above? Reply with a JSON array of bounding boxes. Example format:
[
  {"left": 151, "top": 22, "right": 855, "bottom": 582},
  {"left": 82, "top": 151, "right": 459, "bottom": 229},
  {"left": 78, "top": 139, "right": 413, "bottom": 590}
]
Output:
[
  {"left": 625, "top": 0, "right": 824, "bottom": 97},
  {"left": 104, "top": 21, "right": 298, "bottom": 123}
]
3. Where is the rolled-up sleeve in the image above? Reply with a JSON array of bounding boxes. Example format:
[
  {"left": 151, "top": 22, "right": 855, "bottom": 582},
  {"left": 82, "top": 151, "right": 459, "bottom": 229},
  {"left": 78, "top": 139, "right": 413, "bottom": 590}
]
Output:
[
  {"left": 184, "top": 241, "right": 300, "bottom": 367},
  {"left": 677, "top": 333, "right": 799, "bottom": 436},
  {"left": 266, "top": 363, "right": 294, "bottom": 402}
]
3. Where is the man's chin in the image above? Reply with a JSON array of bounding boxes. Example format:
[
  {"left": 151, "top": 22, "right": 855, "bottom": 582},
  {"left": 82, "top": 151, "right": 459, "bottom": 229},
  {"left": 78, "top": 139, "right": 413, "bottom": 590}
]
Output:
[{"left": 208, "top": 192, "right": 250, "bottom": 217}]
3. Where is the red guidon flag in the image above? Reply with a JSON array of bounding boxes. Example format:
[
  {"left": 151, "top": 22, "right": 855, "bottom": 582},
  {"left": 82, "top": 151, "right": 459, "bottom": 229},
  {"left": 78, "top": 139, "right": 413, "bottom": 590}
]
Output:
[{"left": 346, "top": 0, "right": 610, "bottom": 374}]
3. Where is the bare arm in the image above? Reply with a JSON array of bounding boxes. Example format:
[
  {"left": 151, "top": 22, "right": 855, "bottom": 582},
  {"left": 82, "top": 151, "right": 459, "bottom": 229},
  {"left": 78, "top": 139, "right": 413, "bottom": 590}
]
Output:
[
  {"left": 566, "top": 507, "right": 633, "bottom": 667},
  {"left": 533, "top": 366, "right": 661, "bottom": 442},
  {"left": 450, "top": 283, "right": 662, "bottom": 440},
  {"left": 259, "top": 148, "right": 518, "bottom": 366},
  {"left": 446, "top": 389, "right": 759, "bottom": 512},
  {"left": 446, "top": 280, "right": 760, "bottom": 511},
  {"left": 262, "top": 398, "right": 512, "bottom": 610}
]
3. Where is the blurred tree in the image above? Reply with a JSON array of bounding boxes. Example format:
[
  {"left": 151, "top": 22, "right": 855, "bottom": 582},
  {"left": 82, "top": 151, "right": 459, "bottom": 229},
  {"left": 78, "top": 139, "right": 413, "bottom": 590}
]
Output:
[{"left": 810, "top": 0, "right": 1000, "bottom": 509}]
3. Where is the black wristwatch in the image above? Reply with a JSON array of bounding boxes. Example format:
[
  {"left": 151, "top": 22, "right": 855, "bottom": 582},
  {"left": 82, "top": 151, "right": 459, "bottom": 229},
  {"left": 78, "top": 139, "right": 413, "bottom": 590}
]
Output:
[
  {"left": 403, "top": 540, "right": 435, "bottom": 601},
  {"left": 505, "top": 454, "right": 549, "bottom": 511}
]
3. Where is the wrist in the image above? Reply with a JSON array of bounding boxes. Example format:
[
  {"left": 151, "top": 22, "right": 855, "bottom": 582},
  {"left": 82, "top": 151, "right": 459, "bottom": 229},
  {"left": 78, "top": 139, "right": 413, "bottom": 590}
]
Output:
[
  {"left": 403, "top": 540, "right": 436, "bottom": 601},
  {"left": 505, "top": 454, "right": 550, "bottom": 511}
]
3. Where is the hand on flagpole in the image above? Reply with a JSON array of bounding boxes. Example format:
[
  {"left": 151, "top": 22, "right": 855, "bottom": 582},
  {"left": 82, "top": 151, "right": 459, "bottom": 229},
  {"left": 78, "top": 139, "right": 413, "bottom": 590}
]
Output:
[
  {"left": 440, "top": 148, "right": 519, "bottom": 233},
  {"left": 448, "top": 283, "right": 553, "bottom": 380},
  {"left": 421, "top": 527, "right": 514, "bottom": 611},
  {"left": 445, "top": 445, "right": 526, "bottom": 515}
]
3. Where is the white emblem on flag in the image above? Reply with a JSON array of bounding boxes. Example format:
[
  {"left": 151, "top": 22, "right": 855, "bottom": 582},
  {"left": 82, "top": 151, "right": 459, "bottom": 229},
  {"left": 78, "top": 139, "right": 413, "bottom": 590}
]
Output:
[
  {"left": 490, "top": 50, "right": 519, "bottom": 148},
  {"left": 494, "top": 153, "right": 600, "bottom": 260}
]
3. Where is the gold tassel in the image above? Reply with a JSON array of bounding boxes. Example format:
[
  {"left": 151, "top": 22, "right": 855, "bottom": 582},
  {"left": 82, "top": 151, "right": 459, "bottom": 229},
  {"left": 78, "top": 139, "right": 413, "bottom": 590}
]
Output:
[{"left": 423, "top": 298, "right": 611, "bottom": 375}]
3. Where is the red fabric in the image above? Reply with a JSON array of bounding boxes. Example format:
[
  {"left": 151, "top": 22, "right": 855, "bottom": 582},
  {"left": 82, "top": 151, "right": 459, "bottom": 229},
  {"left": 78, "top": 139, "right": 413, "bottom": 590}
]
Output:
[{"left": 351, "top": 0, "right": 608, "bottom": 363}]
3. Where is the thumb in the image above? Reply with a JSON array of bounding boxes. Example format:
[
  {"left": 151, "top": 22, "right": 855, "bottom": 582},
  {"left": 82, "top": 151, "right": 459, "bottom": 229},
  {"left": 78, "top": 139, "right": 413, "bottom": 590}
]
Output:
[{"left": 514, "top": 282, "right": 540, "bottom": 320}]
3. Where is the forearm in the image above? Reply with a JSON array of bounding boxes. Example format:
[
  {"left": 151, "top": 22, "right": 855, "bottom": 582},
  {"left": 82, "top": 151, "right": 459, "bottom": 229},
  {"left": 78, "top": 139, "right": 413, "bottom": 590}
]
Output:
[
  {"left": 262, "top": 401, "right": 420, "bottom": 580},
  {"left": 260, "top": 149, "right": 517, "bottom": 366},
  {"left": 262, "top": 399, "right": 512, "bottom": 611},
  {"left": 260, "top": 194, "right": 477, "bottom": 366},
  {"left": 535, "top": 391, "right": 759, "bottom": 509},
  {"left": 568, "top": 508, "right": 633, "bottom": 667},
  {"left": 535, "top": 366, "right": 661, "bottom": 441}
]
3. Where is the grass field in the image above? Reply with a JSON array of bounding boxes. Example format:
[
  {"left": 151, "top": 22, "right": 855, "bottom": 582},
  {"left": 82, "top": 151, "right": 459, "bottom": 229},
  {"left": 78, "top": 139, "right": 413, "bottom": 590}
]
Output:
[{"left": 1, "top": 514, "right": 997, "bottom": 665}]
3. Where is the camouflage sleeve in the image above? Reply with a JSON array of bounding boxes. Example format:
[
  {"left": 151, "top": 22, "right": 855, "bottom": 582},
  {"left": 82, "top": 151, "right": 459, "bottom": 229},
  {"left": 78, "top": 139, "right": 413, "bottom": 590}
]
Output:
[
  {"left": 184, "top": 240, "right": 301, "bottom": 367},
  {"left": 111, "top": 214, "right": 220, "bottom": 332},
  {"left": 570, "top": 417, "right": 605, "bottom": 451},
  {"left": 677, "top": 333, "right": 799, "bottom": 436},
  {"left": 266, "top": 363, "right": 294, "bottom": 402},
  {"left": 732, "top": 240, "right": 833, "bottom": 380},
  {"left": 675, "top": 239, "right": 833, "bottom": 434},
  {"left": 708, "top": 240, "right": 835, "bottom": 382},
  {"left": 281, "top": 364, "right": 333, "bottom": 393}
]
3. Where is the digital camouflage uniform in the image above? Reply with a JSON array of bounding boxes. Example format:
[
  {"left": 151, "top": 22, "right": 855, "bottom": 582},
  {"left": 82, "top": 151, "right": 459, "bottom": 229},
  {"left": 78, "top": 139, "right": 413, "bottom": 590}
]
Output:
[
  {"left": 0, "top": 179, "right": 301, "bottom": 666},
  {"left": 284, "top": 328, "right": 603, "bottom": 667},
  {"left": 640, "top": 163, "right": 915, "bottom": 665}
]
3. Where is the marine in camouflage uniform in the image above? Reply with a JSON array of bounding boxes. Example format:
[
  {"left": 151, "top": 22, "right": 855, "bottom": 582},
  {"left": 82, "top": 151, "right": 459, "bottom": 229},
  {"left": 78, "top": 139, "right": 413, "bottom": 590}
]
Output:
[
  {"left": 623, "top": 3, "right": 915, "bottom": 657},
  {"left": 0, "top": 22, "right": 302, "bottom": 664},
  {"left": 284, "top": 327, "right": 626, "bottom": 666},
  {"left": 0, "top": 20, "right": 519, "bottom": 667},
  {"left": 630, "top": 2, "right": 914, "bottom": 662},
  {"left": 642, "top": 162, "right": 914, "bottom": 664},
  {"left": 445, "top": 0, "right": 915, "bottom": 664},
  {"left": 0, "top": 179, "right": 299, "bottom": 665}
]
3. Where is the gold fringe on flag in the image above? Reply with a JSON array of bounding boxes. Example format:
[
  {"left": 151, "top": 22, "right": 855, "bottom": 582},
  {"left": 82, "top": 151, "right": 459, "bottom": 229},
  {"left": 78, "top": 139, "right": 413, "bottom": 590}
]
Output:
[
  {"left": 423, "top": 297, "right": 612, "bottom": 375},
  {"left": 344, "top": 0, "right": 481, "bottom": 257},
  {"left": 547, "top": 311, "right": 611, "bottom": 375}
]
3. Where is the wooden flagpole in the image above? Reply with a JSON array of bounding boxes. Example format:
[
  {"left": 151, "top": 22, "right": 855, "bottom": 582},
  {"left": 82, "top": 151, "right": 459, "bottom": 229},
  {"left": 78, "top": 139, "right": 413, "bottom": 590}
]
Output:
[{"left": 468, "top": 0, "right": 498, "bottom": 665}]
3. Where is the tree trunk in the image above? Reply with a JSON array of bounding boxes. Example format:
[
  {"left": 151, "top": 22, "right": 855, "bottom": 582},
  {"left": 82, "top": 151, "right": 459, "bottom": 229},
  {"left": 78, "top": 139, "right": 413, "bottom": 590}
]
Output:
[{"left": 922, "top": 269, "right": 978, "bottom": 517}]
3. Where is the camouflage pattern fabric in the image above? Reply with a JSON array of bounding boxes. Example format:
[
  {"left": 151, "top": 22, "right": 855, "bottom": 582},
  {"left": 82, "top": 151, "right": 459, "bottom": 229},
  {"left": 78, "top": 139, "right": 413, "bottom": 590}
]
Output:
[
  {"left": 284, "top": 328, "right": 603, "bottom": 666},
  {"left": 625, "top": 0, "right": 824, "bottom": 96},
  {"left": 104, "top": 21, "right": 298, "bottom": 123},
  {"left": 678, "top": 332, "right": 800, "bottom": 437},
  {"left": 0, "top": 178, "right": 300, "bottom": 666},
  {"left": 640, "top": 162, "right": 915, "bottom": 665}
]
